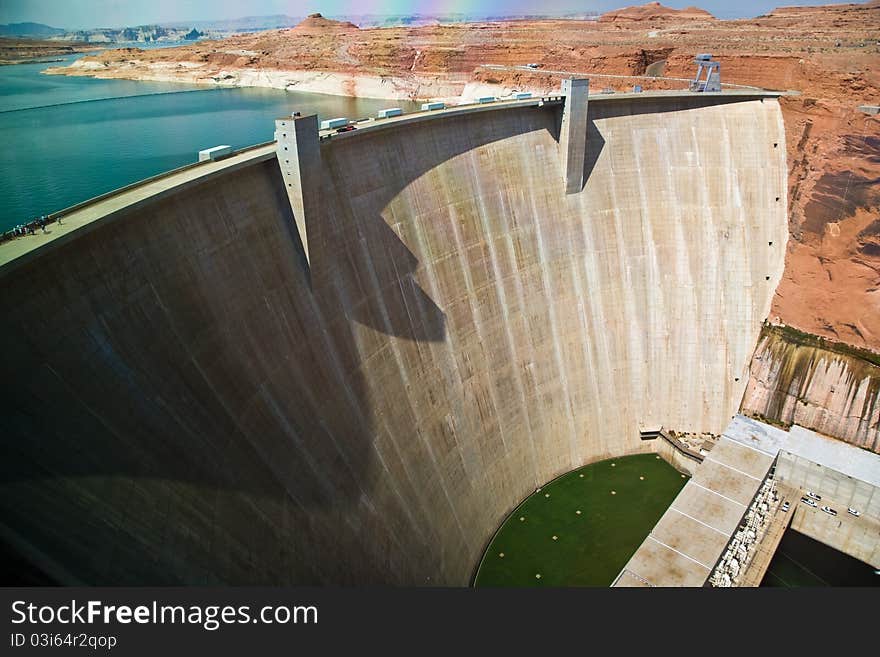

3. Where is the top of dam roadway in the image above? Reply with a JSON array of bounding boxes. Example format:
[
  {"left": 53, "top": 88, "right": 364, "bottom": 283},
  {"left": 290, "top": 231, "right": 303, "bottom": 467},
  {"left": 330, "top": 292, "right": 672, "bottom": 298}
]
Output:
[{"left": 0, "top": 87, "right": 782, "bottom": 275}]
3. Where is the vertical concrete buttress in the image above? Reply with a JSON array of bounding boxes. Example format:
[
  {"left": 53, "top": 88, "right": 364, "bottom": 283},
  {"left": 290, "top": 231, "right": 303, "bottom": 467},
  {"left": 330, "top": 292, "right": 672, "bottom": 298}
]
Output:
[
  {"left": 275, "top": 114, "right": 322, "bottom": 264},
  {"left": 559, "top": 78, "right": 589, "bottom": 194}
]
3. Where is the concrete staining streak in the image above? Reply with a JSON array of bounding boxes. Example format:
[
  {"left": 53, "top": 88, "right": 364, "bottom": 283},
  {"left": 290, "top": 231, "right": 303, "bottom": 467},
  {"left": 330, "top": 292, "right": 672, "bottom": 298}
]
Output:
[
  {"left": 0, "top": 94, "right": 787, "bottom": 585},
  {"left": 742, "top": 328, "right": 880, "bottom": 452}
]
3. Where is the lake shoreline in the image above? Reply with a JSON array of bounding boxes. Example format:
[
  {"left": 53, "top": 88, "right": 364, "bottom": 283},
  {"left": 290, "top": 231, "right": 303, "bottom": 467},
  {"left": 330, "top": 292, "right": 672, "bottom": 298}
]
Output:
[
  {"left": 0, "top": 62, "right": 422, "bottom": 230},
  {"left": 41, "top": 59, "right": 550, "bottom": 104},
  {"left": 1, "top": 57, "right": 68, "bottom": 66},
  {"left": 43, "top": 60, "right": 473, "bottom": 102}
]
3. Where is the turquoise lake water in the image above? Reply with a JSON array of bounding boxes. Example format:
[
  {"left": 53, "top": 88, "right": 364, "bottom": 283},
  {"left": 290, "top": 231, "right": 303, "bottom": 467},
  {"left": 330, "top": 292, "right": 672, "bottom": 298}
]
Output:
[{"left": 0, "top": 51, "right": 419, "bottom": 232}]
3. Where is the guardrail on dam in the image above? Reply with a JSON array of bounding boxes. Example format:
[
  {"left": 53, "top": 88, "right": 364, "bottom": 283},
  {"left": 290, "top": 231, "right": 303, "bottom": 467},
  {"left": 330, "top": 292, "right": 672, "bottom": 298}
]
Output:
[{"left": 0, "top": 88, "right": 788, "bottom": 585}]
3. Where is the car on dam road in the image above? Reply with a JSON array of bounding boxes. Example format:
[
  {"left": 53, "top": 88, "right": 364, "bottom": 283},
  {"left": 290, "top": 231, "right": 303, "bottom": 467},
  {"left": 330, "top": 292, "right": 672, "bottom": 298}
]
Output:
[
  {"left": 801, "top": 497, "right": 818, "bottom": 508},
  {"left": 847, "top": 507, "right": 861, "bottom": 517},
  {"left": 806, "top": 491, "right": 822, "bottom": 501},
  {"left": 821, "top": 506, "right": 837, "bottom": 516},
  {"left": 781, "top": 501, "right": 790, "bottom": 512}
]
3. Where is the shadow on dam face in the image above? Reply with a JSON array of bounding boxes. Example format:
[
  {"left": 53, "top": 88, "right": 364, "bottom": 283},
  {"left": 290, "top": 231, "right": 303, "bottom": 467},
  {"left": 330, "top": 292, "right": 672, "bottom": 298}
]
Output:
[
  {"left": 0, "top": 96, "right": 788, "bottom": 585},
  {"left": 310, "top": 108, "right": 559, "bottom": 341},
  {"left": 0, "top": 108, "right": 557, "bottom": 585}
]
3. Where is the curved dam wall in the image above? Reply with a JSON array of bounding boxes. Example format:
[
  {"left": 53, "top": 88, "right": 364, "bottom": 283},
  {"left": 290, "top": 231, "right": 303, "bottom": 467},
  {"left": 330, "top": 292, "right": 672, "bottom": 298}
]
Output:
[
  {"left": 742, "top": 325, "right": 880, "bottom": 452},
  {"left": 0, "top": 94, "right": 787, "bottom": 585}
]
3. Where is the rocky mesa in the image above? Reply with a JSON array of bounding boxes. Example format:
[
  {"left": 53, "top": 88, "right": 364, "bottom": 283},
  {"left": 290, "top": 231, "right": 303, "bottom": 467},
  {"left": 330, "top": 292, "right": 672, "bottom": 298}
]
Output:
[{"left": 598, "top": 2, "right": 715, "bottom": 22}]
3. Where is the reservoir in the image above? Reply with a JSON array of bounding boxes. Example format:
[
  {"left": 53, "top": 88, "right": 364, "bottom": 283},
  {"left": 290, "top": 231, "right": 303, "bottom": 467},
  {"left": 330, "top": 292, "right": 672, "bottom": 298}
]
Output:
[{"left": 0, "top": 52, "right": 420, "bottom": 231}]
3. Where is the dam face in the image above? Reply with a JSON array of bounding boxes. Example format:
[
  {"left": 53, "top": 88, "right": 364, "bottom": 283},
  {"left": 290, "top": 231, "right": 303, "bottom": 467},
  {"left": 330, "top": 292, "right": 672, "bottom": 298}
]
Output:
[{"left": 0, "top": 94, "right": 787, "bottom": 585}]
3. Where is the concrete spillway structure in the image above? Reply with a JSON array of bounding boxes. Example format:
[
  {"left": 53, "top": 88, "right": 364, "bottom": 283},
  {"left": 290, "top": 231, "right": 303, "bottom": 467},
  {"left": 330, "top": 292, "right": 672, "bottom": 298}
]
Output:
[
  {"left": 616, "top": 415, "right": 880, "bottom": 587},
  {"left": 0, "top": 91, "right": 787, "bottom": 585}
]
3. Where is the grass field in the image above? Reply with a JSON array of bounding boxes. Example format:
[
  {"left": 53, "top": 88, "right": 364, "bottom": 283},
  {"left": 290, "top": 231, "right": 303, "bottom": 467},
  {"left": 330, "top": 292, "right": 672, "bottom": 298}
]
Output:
[
  {"left": 474, "top": 453, "right": 688, "bottom": 587},
  {"left": 761, "top": 529, "right": 878, "bottom": 587}
]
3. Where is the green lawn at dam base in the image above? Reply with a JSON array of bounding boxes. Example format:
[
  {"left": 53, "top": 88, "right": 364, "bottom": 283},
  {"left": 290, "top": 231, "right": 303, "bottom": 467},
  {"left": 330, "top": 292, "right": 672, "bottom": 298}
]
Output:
[{"left": 474, "top": 454, "right": 688, "bottom": 587}]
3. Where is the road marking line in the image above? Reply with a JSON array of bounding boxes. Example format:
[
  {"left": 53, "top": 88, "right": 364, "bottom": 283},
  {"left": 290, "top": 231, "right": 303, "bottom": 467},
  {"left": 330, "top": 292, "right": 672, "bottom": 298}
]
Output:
[
  {"left": 703, "top": 457, "right": 762, "bottom": 481},
  {"left": 647, "top": 536, "right": 712, "bottom": 571},
  {"left": 668, "top": 507, "right": 730, "bottom": 535},
  {"left": 688, "top": 481, "right": 747, "bottom": 508}
]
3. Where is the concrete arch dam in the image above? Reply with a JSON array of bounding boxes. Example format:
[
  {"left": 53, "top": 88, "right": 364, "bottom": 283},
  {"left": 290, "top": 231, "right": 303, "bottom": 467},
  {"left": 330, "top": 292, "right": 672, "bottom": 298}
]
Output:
[{"left": 0, "top": 92, "right": 788, "bottom": 585}]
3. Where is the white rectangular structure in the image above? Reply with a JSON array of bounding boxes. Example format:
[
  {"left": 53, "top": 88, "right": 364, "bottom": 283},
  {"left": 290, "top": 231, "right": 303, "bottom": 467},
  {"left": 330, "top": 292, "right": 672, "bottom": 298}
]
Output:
[
  {"left": 377, "top": 108, "right": 402, "bottom": 118},
  {"left": 421, "top": 102, "right": 445, "bottom": 111},
  {"left": 198, "top": 145, "right": 232, "bottom": 162},
  {"left": 320, "top": 117, "right": 349, "bottom": 130}
]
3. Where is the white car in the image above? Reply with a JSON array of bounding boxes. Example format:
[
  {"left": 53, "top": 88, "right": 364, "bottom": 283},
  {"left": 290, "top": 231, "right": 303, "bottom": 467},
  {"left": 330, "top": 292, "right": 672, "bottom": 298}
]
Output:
[
  {"left": 806, "top": 491, "right": 822, "bottom": 501},
  {"left": 801, "top": 497, "right": 817, "bottom": 508},
  {"left": 821, "top": 505, "right": 837, "bottom": 516},
  {"left": 781, "top": 501, "right": 791, "bottom": 512},
  {"left": 847, "top": 507, "right": 861, "bottom": 517}
]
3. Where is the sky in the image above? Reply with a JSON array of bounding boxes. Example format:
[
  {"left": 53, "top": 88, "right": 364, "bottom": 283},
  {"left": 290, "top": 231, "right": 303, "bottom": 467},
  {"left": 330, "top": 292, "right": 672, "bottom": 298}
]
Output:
[{"left": 0, "top": 0, "right": 863, "bottom": 30}]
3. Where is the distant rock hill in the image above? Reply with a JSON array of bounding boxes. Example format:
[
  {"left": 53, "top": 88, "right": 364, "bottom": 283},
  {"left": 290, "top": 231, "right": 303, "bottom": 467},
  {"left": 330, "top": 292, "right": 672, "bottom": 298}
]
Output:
[
  {"left": 291, "top": 13, "right": 359, "bottom": 32},
  {"left": 599, "top": 2, "right": 715, "bottom": 22},
  {"left": 0, "top": 22, "right": 66, "bottom": 37},
  {"left": 764, "top": 0, "right": 880, "bottom": 17},
  {"left": 51, "top": 25, "right": 204, "bottom": 44},
  {"left": 160, "top": 15, "right": 302, "bottom": 33}
]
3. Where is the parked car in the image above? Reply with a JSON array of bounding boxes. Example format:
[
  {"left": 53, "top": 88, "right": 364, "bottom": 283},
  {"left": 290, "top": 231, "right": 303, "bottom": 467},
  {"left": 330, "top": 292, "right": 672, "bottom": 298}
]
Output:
[
  {"left": 806, "top": 491, "right": 822, "bottom": 501},
  {"left": 801, "top": 497, "right": 817, "bottom": 508},
  {"left": 821, "top": 505, "right": 837, "bottom": 516},
  {"left": 335, "top": 125, "right": 356, "bottom": 133},
  {"left": 847, "top": 507, "right": 861, "bottom": 517},
  {"left": 781, "top": 501, "right": 790, "bottom": 512}
]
